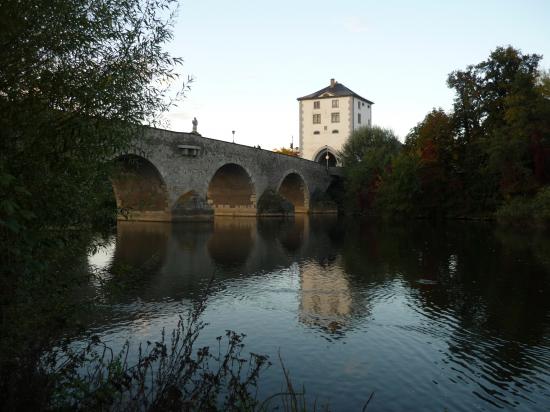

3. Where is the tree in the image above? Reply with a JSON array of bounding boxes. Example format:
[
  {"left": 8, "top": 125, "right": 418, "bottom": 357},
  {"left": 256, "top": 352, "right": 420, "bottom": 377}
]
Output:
[
  {"left": 340, "top": 126, "right": 402, "bottom": 212},
  {"left": 405, "top": 108, "right": 457, "bottom": 215},
  {"left": 532, "top": 70, "right": 550, "bottom": 184},
  {"left": 0, "top": 0, "right": 185, "bottom": 408},
  {"left": 273, "top": 147, "right": 300, "bottom": 157},
  {"left": 375, "top": 151, "right": 422, "bottom": 217},
  {"left": 447, "top": 46, "right": 550, "bottom": 209}
]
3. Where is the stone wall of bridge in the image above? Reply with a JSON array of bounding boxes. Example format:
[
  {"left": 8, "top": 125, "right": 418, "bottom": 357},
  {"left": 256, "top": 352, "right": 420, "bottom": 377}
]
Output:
[{"left": 114, "top": 127, "right": 336, "bottom": 221}]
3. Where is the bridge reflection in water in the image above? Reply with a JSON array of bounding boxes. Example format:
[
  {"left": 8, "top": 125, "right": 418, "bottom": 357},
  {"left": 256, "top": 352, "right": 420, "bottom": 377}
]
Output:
[
  {"left": 87, "top": 217, "right": 550, "bottom": 411},
  {"left": 90, "top": 216, "right": 357, "bottom": 332}
]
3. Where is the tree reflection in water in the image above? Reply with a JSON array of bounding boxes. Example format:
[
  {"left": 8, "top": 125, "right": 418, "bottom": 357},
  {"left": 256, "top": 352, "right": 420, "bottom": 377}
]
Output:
[{"left": 85, "top": 216, "right": 550, "bottom": 411}]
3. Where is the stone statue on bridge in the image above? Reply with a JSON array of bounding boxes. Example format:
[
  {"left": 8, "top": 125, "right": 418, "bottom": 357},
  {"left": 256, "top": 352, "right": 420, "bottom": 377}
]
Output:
[{"left": 191, "top": 117, "right": 201, "bottom": 135}]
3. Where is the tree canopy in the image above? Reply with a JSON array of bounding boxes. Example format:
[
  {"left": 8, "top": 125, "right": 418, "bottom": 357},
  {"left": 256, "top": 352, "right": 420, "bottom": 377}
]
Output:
[
  {"left": 0, "top": 0, "right": 184, "bottom": 408},
  {"left": 340, "top": 126, "right": 401, "bottom": 211},
  {"left": 341, "top": 46, "right": 550, "bottom": 221},
  {"left": 273, "top": 147, "right": 300, "bottom": 157}
]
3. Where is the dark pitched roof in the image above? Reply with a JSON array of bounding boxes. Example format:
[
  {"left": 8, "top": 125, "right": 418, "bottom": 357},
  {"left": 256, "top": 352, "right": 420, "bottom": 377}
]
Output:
[{"left": 297, "top": 81, "right": 374, "bottom": 104}]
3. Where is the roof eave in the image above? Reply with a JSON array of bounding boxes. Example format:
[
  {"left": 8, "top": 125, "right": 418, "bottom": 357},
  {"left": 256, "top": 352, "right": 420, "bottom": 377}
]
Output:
[{"left": 297, "top": 94, "right": 374, "bottom": 104}]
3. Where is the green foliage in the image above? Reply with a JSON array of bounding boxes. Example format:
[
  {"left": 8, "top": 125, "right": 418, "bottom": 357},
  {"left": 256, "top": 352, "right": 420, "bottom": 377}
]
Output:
[
  {"left": 309, "top": 189, "right": 338, "bottom": 212},
  {"left": 341, "top": 126, "right": 402, "bottom": 168},
  {"left": 447, "top": 46, "right": 550, "bottom": 205},
  {"left": 341, "top": 46, "right": 550, "bottom": 221},
  {"left": 0, "top": 0, "right": 186, "bottom": 409},
  {"left": 273, "top": 147, "right": 300, "bottom": 157},
  {"left": 44, "top": 298, "right": 271, "bottom": 411},
  {"left": 340, "top": 126, "right": 401, "bottom": 213},
  {"left": 258, "top": 189, "right": 294, "bottom": 215},
  {"left": 404, "top": 108, "right": 457, "bottom": 216},
  {"left": 375, "top": 152, "right": 421, "bottom": 217},
  {"left": 496, "top": 186, "right": 550, "bottom": 226}
]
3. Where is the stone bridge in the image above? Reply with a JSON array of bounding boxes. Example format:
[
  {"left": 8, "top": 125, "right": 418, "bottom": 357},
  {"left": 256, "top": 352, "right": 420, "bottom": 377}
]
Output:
[{"left": 112, "top": 127, "right": 338, "bottom": 221}]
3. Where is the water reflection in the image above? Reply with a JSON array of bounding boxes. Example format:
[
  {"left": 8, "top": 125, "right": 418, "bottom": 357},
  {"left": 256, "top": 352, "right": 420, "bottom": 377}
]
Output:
[
  {"left": 299, "top": 259, "right": 352, "bottom": 334},
  {"left": 207, "top": 218, "right": 254, "bottom": 270},
  {"left": 279, "top": 215, "right": 307, "bottom": 254},
  {"left": 87, "top": 217, "right": 550, "bottom": 411},
  {"left": 115, "top": 221, "right": 170, "bottom": 271}
]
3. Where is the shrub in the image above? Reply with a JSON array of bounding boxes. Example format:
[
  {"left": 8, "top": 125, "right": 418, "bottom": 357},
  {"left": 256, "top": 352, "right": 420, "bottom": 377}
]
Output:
[
  {"left": 495, "top": 186, "right": 550, "bottom": 227},
  {"left": 258, "top": 190, "right": 294, "bottom": 215},
  {"left": 309, "top": 189, "right": 338, "bottom": 213},
  {"left": 43, "top": 297, "right": 271, "bottom": 411}
]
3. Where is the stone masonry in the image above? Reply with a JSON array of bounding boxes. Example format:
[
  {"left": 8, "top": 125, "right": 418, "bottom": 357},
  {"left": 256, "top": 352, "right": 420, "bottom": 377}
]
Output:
[{"left": 113, "top": 127, "right": 335, "bottom": 221}]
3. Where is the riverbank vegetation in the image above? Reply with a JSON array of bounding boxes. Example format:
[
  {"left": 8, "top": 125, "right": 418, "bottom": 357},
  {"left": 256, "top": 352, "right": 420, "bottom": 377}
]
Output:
[
  {"left": 340, "top": 46, "right": 550, "bottom": 226},
  {"left": 0, "top": 0, "right": 191, "bottom": 409}
]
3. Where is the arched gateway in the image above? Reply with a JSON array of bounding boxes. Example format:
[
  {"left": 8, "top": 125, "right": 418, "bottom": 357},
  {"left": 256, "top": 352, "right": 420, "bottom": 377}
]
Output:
[{"left": 313, "top": 148, "right": 338, "bottom": 168}]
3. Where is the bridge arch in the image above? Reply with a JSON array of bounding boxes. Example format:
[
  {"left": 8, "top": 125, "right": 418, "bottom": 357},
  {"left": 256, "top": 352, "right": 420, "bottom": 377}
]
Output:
[
  {"left": 313, "top": 146, "right": 338, "bottom": 168},
  {"left": 111, "top": 154, "right": 170, "bottom": 221},
  {"left": 277, "top": 171, "right": 309, "bottom": 213},
  {"left": 207, "top": 163, "right": 256, "bottom": 215}
]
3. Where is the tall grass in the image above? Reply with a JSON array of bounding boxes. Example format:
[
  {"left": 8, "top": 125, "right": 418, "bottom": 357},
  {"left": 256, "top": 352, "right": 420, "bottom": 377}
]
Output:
[{"left": 42, "top": 295, "right": 270, "bottom": 411}]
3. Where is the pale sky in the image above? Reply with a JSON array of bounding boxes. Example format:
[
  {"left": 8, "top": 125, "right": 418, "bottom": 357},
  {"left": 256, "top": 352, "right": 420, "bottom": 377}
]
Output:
[{"left": 162, "top": 0, "right": 550, "bottom": 148}]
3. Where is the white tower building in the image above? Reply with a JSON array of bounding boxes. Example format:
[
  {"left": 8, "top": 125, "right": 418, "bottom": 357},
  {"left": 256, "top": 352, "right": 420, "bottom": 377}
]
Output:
[{"left": 298, "top": 79, "right": 373, "bottom": 166}]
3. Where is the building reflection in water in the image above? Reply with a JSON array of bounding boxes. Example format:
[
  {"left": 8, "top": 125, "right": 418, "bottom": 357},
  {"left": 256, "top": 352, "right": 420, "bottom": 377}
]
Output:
[
  {"left": 298, "top": 258, "right": 352, "bottom": 335},
  {"left": 83, "top": 216, "right": 550, "bottom": 410},
  {"left": 89, "top": 215, "right": 357, "bottom": 336}
]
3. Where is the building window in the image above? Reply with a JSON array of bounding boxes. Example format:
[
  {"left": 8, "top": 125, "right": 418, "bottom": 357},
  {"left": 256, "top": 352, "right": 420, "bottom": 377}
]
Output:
[
  {"left": 332, "top": 99, "right": 339, "bottom": 108},
  {"left": 358, "top": 113, "right": 361, "bottom": 124},
  {"left": 358, "top": 101, "right": 361, "bottom": 109},
  {"left": 332, "top": 129, "right": 339, "bottom": 134},
  {"left": 368, "top": 119, "right": 371, "bottom": 126},
  {"left": 313, "top": 101, "right": 320, "bottom": 109},
  {"left": 313, "top": 114, "right": 321, "bottom": 124},
  {"left": 331, "top": 112, "right": 340, "bottom": 123},
  {"left": 313, "top": 131, "right": 320, "bottom": 135}
]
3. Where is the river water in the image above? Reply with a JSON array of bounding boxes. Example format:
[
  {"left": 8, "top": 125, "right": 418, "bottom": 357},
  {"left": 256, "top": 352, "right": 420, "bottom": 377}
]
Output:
[{"left": 87, "top": 216, "right": 550, "bottom": 411}]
